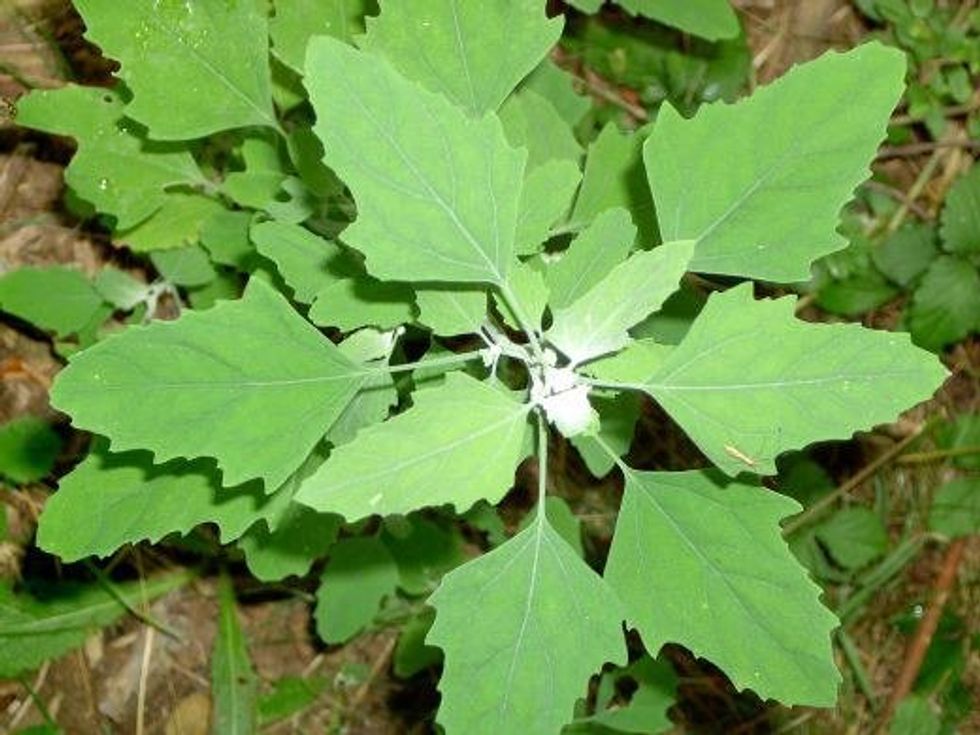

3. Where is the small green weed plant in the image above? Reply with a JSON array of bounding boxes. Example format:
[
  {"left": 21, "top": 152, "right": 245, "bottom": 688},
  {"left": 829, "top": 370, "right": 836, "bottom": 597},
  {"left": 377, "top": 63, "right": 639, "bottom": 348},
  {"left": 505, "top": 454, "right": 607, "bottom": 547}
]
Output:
[{"left": 7, "top": 1, "right": 950, "bottom": 732}]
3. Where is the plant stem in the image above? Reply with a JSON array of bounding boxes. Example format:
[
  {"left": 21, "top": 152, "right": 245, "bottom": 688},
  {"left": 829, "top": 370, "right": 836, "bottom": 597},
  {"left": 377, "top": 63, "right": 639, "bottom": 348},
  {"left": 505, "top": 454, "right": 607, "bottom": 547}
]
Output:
[
  {"left": 896, "top": 444, "right": 980, "bottom": 464},
  {"left": 536, "top": 410, "right": 548, "bottom": 525},
  {"left": 376, "top": 349, "right": 486, "bottom": 376}
]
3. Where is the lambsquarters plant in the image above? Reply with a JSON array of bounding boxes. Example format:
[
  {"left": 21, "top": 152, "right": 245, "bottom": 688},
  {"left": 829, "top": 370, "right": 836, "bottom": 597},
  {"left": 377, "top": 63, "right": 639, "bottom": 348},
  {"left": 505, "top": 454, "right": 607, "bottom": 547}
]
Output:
[{"left": 15, "top": 1, "right": 947, "bottom": 732}]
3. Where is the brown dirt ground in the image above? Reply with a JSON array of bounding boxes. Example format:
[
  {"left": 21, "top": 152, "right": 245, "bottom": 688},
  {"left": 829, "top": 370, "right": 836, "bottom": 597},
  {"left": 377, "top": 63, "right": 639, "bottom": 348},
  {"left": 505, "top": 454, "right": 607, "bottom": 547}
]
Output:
[{"left": 1, "top": 1, "right": 979, "bottom": 733}]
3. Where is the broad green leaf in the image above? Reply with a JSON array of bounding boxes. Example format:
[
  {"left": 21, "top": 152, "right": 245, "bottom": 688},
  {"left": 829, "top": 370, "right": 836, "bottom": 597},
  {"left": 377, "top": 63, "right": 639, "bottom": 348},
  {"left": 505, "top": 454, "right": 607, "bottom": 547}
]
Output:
[
  {"left": 497, "top": 260, "right": 549, "bottom": 331},
  {"left": 37, "top": 447, "right": 274, "bottom": 562},
  {"left": 296, "top": 372, "right": 530, "bottom": 520},
  {"left": 813, "top": 508, "right": 888, "bottom": 570},
  {"left": 872, "top": 224, "right": 939, "bottom": 287},
  {"left": 630, "top": 281, "right": 706, "bottom": 345},
  {"left": 117, "top": 192, "right": 224, "bottom": 252},
  {"left": 640, "top": 284, "right": 946, "bottom": 476},
  {"left": 570, "top": 656, "right": 676, "bottom": 734},
  {"left": 383, "top": 516, "right": 464, "bottom": 595},
  {"left": 309, "top": 276, "right": 416, "bottom": 331},
  {"left": 645, "top": 44, "right": 906, "bottom": 281},
  {"left": 395, "top": 609, "right": 442, "bottom": 677},
  {"left": 571, "top": 123, "right": 655, "bottom": 246},
  {"left": 95, "top": 267, "right": 148, "bottom": 311},
  {"left": 907, "top": 256, "right": 980, "bottom": 351},
  {"left": 361, "top": 0, "right": 562, "bottom": 115},
  {"left": 928, "top": 478, "right": 980, "bottom": 539},
  {"left": 547, "top": 240, "right": 694, "bottom": 365},
  {"left": 239, "top": 507, "right": 342, "bottom": 582},
  {"left": 314, "top": 536, "right": 399, "bottom": 644},
  {"left": 616, "top": 0, "right": 739, "bottom": 41},
  {"left": 546, "top": 208, "right": 636, "bottom": 309},
  {"left": 940, "top": 165, "right": 980, "bottom": 254},
  {"left": 51, "top": 278, "right": 367, "bottom": 489},
  {"left": 586, "top": 340, "right": 674, "bottom": 384},
  {"left": 258, "top": 676, "right": 329, "bottom": 726},
  {"left": 605, "top": 470, "right": 839, "bottom": 705},
  {"left": 212, "top": 575, "right": 258, "bottom": 735},
  {"left": 516, "top": 159, "right": 582, "bottom": 255},
  {"left": 890, "top": 695, "right": 941, "bottom": 735},
  {"left": 0, "top": 417, "right": 61, "bottom": 484},
  {"left": 0, "top": 266, "right": 104, "bottom": 336},
  {"left": 15, "top": 85, "right": 203, "bottom": 229},
  {"left": 521, "top": 59, "right": 590, "bottom": 129},
  {"left": 221, "top": 135, "right": 288, "bottom": 212},
  {"left": 270, "top": 0, "right": 376, "bottom": 72},
  {"left": 0, "top": 572, "right": 188, "bottom": 678},
  {"left": 250, "top": 221, "right": 345, "bottom": 304},
  {"left": 150, "top": 245, "right": 216, "bottom": 287},
  {"left": 201, "top": 211, "right": 258, "bottom": 272},
  {"left": 516, "top": 497, "right": 585, "bottom": 557},
  {"left": 305, "top": 36, "right": 526, "bottom": 285},
  {"left": 428, "top": 519, "right": 627, "bottom": 735},
  {"left": 73, "top": 0, "right": 276, "bottom": 139},
  {"left": 571, "top": 392, "right": 642, "bottom": 479},
  {"left": 416, "top": 287, "right": 487, "bottom": 336},
  {"left": 500, "top": 89, "right": 582, "bottom": 170}
]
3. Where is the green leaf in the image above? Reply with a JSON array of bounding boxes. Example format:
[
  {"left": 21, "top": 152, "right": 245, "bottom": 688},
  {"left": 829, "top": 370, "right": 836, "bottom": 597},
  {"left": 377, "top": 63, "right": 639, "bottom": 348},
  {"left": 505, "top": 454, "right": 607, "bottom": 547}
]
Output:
[
  {"left": 314, "top": 536, "right": 399, "bottom": 644},
  {"left": 616, "top": 0, "right": 739, "bottom": 41},
  {"left": 212, "top": 575, "right": 258, "bottom": 735},
  {"left": 249, "top": 221, "right": 345, "bottom": 304},
  {"left": 940, "top": 164, "right": 980, "bottom": 254},
  {"left": 928, "top": 477, "right": 980, "bottom": 539},
  {"left": 258, "top": 676, "right": 328, "bottom": 726},
  {"left": 15, "top": 85, "right": 203, "bottom": 229},
  {"left": 428, "top": 519, "right": 627, "bottom": 735},
  {"left": 309, "top": 276, "right": 416, "bottom": 331},
  {"left": 571, "top": 123, "right": 655, "bottom": 246},
  {"left": 630, "top": 282, "right": 706, "bottom": 345},
  {"left": 571, "top": 392, "right": 642, "bottom": 479},
  {"left": 546, "top": 208, "right": 637, "bottom": 309},
  {"left": 37, "top": 446, "right": 276, "bottom": 562},
  {"left": 201, "top": 210, "right": 258, "bottom": 272},
  {"left": 0, "top": 417, "right": 61, "bottom": 484},
  {"left": 361, "top": 0, "right": 562, "bottom": 115},
  {"left": 605, "top": 470, "right": 839, "bottom": 705},
  {"left": 394, "top": 609, "right": 442, "bottom": 677},
  {"left": 639, "top": 285, "right": 946, "bottom": 476},
  {"left": 547, "top": 240, "right": 694, "bottom": 365},
  {"left": 51, "top": 278, "right": 367, "bottom": 489},
  {"left": 890, "top": 695, "right": 941, "bottom": 735},
  {"left": 73, "top": 0, "right": 276, "bottom": 139},
  {"left": 872, "top": 224, "right": 939, "bottom": 287},
  {"left": 813, "top": 507, "right": 888, "bottom": 570},
  {"left": 496, "top": 260, "right": 549, "bottom": 331},
  {"left": 522, "top": 59, "right": 591, "bottom": 129},
  {"left": 416, "top": 287, "right": 487, "bottom": 336},
  {"left": 239, "top": 507, "right": 342, "bottom": 582},
  {"left": 0, "top": 572, "right": 189, "bottom": 678},
  {"left": 269, "top": 0, "right": 376, "bottom": 72},
  {"left": 645, "top": 44, "right": 906, "bottom": 281},
  {"left": 907, "top": 256, "right": 980, "bottom": 351},
  {"left": 516, "top": 159, "right": 582, "bottom": 255},
  {"left": 586, "top": 340, "right": 674, "bottom": 384},
  {"left": 383, "top": 516, "right": 464, "bottom": 595},
  {"left": 296, "top": 372, "right": 530, "bottom": 519},
  {"left": 0, "top": 266, "right": 104, "bottom": 336},
  {"left": 305, "top": 36, "right": 526, "bottom": 285},
  {"left": 500, "top": 89, "right": 582, "bottom": 170},
  {"left": 570, "top": 656, "right": 677, "bottom": 734},
  {"left": 151, "top": 245, "right": 216, "bottom": 287},
  {"left": 95, "top": 267, "right": 148, "bottom": 311},
  {"left": 517, "top": 497, "right": 585, "bottom": 557},
  {"left": 116, "top": 192, "right": 224, "bottom": 252},
  {"left": 935, "top": 414, "right": 980, "bottom": 470}
]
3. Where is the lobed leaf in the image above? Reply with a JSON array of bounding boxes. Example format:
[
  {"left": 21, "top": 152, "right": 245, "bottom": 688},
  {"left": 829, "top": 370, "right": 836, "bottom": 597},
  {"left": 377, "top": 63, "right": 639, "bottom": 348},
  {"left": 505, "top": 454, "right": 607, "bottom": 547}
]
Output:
[
  {"left": 51, "top": 278, "right": 368, "bottom": 489},
  {"left": 645, "top": 43, "right": 906, "bottom": 281},
  {"left": 428, "top": 519, "right": 627, "bottom": 735}
]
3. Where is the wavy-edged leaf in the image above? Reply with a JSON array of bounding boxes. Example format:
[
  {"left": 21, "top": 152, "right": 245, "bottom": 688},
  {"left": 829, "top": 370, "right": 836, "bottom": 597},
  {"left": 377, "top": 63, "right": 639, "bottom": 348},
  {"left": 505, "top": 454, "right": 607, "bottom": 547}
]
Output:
[
  {"left": 51, "top": 279, "right": 367, "bottom": 489},
  {"left": 296, "top": 373, "right": 530, "bottom": 520},
  {"left": 605, "top": 470, "right": 839, "bottom": 705},
  {"left": 270, "top": 0, "right": 376, "bottom": 72},
  {"left": 361, "top": 0, "right": 562, "bottom": 115},
  {"left": 639, "top": 284, "right": 946, "bottom": 475},
  {"left": 429, "top": 519, "right": 626, "bottom": 735},
  {"left": 645, "top": 44, "right": 906, "bottom": 281},
  {"left": 305, "top": 36, "right": 526, "bottom": 285},
  {"left": 547, "top": 240, "right": 694, "bottom": 365},
  {"left": 73, "top": 0, "right": 276, "bottom": 139},
  {"left": 617, "top": 0, "right": 739, "bottom": 41},
  {"left": 0, "top": 266, "right": 104, "bottom": 336},
  {"left": 516, "top": 159, "right": 582, "bottom": 255},
  {"left": 15, "top": 85, "right": 204, "bottom": 228}
]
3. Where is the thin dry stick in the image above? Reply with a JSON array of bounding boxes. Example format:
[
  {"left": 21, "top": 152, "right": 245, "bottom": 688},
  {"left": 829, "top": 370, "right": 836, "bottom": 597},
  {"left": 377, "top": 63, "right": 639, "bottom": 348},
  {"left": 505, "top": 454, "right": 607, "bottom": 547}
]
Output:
[
  {"left": 135, "top": 626, "right": 156, "bottom": 735},
  {"left": 875, "top": 538, "right": 968, "bottom": 734},
  {"left": 783, "top": 426, "right": 926, "bottom": 535},
  {"left": 6, "top": 661, "right": 50, "bottom": 731},
  {"left": 885, "top": 144, "right": 947, "bottom": 234},
  {"left": 877, "top": 139, "right": 980, "bottom": 159},
  {"left": 348, "top": 635, "right": 398, "bottom": 714}
]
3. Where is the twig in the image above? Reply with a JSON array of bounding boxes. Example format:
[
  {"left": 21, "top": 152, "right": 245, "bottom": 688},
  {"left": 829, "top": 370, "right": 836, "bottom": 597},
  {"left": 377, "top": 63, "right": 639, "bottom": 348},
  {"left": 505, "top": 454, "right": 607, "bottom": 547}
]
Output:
[
  {"left": 896, "top": 444, "right": 980, "bottom": 465},
  {"left": 885, "top": 143, "right": 948, "bottom": 234},
  {"left": 876, "top": 139, "right": 980, "bottom": 160},
  {"left": 574, "top": 69, "right": 648, "bottom": 122},
  {"left": 862, "top": 180, "right": 931, "bottom": 220},
  {"left": 6, "top": 661, "right": 51, "bottom": 731},
  {"left": 348, "top": 635, "right": 397, "bottom": 713},
  {"left": 135, "top": 626, "right": 156, "bottom": 735},
  {"left": 782, "top": 426, "right": 927, "bottom": 535},
  {"left": 875, "top": 538, "right": 968, "bottom": 733},
  {"left": 891, "top": 96, "right": 980, "bottom": 126}
]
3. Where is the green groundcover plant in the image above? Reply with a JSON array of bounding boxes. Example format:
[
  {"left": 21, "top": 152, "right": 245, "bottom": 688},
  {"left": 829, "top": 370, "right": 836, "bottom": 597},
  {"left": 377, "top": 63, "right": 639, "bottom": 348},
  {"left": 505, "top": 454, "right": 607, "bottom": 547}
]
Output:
[{"left": 10, "top": 1, "right": 950, "bottom": 732}]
